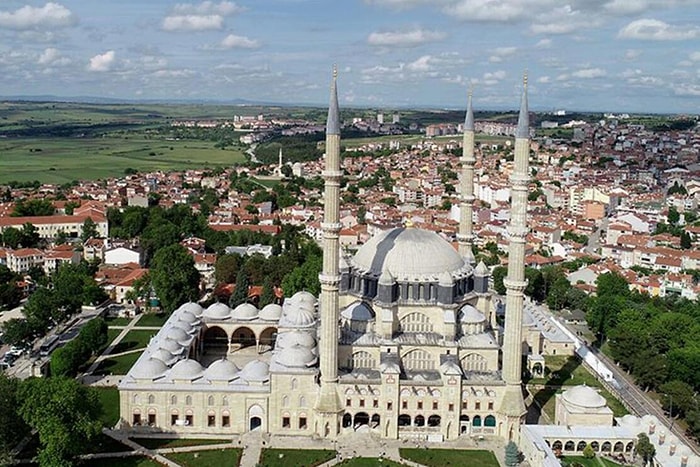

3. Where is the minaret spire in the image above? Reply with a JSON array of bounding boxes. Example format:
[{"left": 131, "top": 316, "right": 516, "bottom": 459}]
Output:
[
  {"left": 458, "top": 87, "right": 476, "bottom": 261},
  {"left": 499, "top": 73, "right": 530, "bottom": 441},
  {"left": 314, "top": 65, "right": 343, "bottom": 438}
]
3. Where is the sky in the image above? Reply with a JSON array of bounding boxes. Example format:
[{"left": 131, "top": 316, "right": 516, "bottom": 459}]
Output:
[{"left": 1, "top": 1, "right": 700, "bottom": 113}]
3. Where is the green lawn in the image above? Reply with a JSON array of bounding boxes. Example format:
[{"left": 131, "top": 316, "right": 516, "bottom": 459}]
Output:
[
  {"left": 95, "top": 386, "right": 121, "bottom": 427},
  {"left": 560, "top": 455, "right": 623, "bottom": 466},
  {"left": 105, "top": 316, "right": 134, "bottom": 327},
  {"left": 337, "top": 458, "right": 406, "bottom": 466},
  {"left": 132, "top": 438, "right": 228, "bottom": 450},
  {"left": 107, "top": 328, "right": 122, "bottom": 346},
  {"left": 165, "top": 448, "right": 242, "bottom": 467},
  {"left": 135, "top": 313, "right": 170, "bottom": 328},
  {"left": 258, "top": 449, "right": 335, "bottom": 467},
  {"left": 79, "top": 456, "right": 162, "bottom": 467},
  {"left": 0, "top": 136, "right": 245, "bottom": 184},
  {"left": 89, "top": 433, "right": 134, "bottom": 454},
  {"left": 95, "top": 351, "right": 143, "bottom": 375},
  {"left": 112, "top": 330, "right": 156, "bottom": 354},
  {"left": 399, "top": 448, "right": 499, "bottom": 467}
]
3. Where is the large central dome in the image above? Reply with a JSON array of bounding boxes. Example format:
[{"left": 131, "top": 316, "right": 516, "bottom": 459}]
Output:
[{"left": 352, "top": 227, "right": 467, "bottom": 280}]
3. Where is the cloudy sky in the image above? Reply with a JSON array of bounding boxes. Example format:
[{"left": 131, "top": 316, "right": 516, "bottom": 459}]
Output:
[{"left": 1, "top": 1, "right": 700, "bottom": 113}]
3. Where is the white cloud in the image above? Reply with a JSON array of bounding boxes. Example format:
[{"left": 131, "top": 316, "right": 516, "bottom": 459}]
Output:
[
  {"left": 535, "top": 38, "right": 552, "bottom": 48},
  {"left": 443, "top": 0, "right": 528, "bottom": 22},
  {"left": 672, "top": 83, "right": 700, "bottom": 96},
  {"left": 0, "top": 2, "right": 76, "bottom": 30},
  {"left": 173, "top": 1, "right": 243, "bottom": 15},
  {"left": 603, "top": 0, "right": 700, "bottom": 16},
  {"left": 38, "top": 47, "right": 59, "bottom": 65},
  {"left": 537, "top": 76, "right": 551, "bottom": 83},
  {"left": 572, "top": 68, "right": 606, "bottom": 78},
  {"left": 220, "top": 34, "right": 260, "bottom": 49},
  {"left": 618, "top": 19, "right": 700, "bottom": 40},
  {"left": 162, "top": 14, "right": 223, "bottom": 31},
  {"left": 88, "top": 50, "right": 115, "bottom": 72},
  {"left": 689, "top": 51, "right": 700, "bottom": 61},
  {"left": 624, "top": 49, "right": 642, "bottom": 60},
  {"left": 406, "top": 55, "right": 433, "bottom": 71},
  {"left": 367, "top": 28, "right": 446, "bottom": 47}
]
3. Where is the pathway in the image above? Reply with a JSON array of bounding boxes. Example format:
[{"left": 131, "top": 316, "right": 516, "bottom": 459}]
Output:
[{"left": 84, "top": 314, "right": 144, "bottom": 377}]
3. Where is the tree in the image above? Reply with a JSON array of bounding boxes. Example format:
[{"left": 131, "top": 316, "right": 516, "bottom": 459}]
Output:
[
  {"left": 79, "top": 317, "right": 108, "bottom": 355},
  {"left": 546, "top": 276, "right": 571, "bottom": 311},
  {"left": 595, "top": 271, "right": 630, "bottom": 298},
  {"left": 281, "top": 254, "right": 322, "bottom": 297},
  {"left": 0, "top": 374, "right": 29, "bottom": 464},
  {"left": 80, "top": 217, "right": 99, "bottom": 241},
  {"left": 504, "top": 441, "right": 519, "bottom": 466},
  {"left": 0, "top": 318, "right": 34, "bottom": 347},
  {"left": 54, "top": 229, "right": 68, "bottom": 245},
  {"left": 659, "top": 380, "right": 695, "bottom": 418},
  {"left": 667, "top": 206, "right": 680, "bottom": 226},
  {"left": 0, "top": 282, "right": 22, "bottom": 311},
  {"left": 20, "top": 222, "right": 40, "bottom": 248},
  {"left": 1, "top": 226, "right": 22, "bottom": 248},
  {"left": 229, "top": 269, "right": 250, "bottom": 308},
  {"left": 681, "top": 231, "right": 692, "bottom": 249},
  {"left": 524, "top": 268, "right": 545, "bottom": 302},
  {"left": 150, "top": 244, "right": 201, "bottom": 313},
  {"left": 215, "top": 254, "right": 242, "bottom": 284},
  {"left": 18, "top": 377, "right": 102, "bottom": 467},
  {"left": 12, "top": 198, "right": 54, "bottom": 217},
  {"left": 49, "top": 340, "right": 89, "bottom": 377},
  {"left": 492, "top": 266, "right": 507, "bottom": 295},
  {"left": 259, "top": 276, "right": 275, "bottom": 307},
  {"left": 634, "top": 433, "right": 656, "bottom": 466},
  {"left": 582, "top": 443, "right": 595, "bottom": 459}
]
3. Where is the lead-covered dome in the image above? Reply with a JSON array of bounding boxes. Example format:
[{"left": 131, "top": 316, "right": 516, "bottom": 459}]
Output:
[
  {"left": 232, "top": 303, "right": 258, "bottom": 320},
  {"left": 204, "top": 358, "right": 240, "bottom": 382},
  {"left": 179, "top": 302, "right": 204, "bottom": 317},
  {"left": 204, "top": 302, "right": 231, "bottom": 320},
  {"left": 352, "top": 227, "right": 467, "bottom": 280},
  {"left": 132, "top": 357, "right": 168, "bottom": 380},
  {"left": 168, "top": 359, "right": 204, "bottom": 381},
  {"left": 239, "top": 360, "right": 269, "bottom": 383},
  {"left": 562, "top": 385, "right": 606, "bottom": 408},
  {"left": 259, "top": 304, "right": 282, "bottom": 321}
]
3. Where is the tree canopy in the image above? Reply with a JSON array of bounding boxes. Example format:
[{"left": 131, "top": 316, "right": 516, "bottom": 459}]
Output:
[{"left": 150, "top": 244, "right": 201, "bottom": 312}]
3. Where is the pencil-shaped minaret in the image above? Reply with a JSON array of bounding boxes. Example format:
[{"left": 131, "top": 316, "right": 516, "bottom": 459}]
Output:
[
  {"left": 499, "top": 74, "right": 530, "bottom": 441},
  {"left": 314, "top": 66, "right": 343, "bottom": 437},
  {"left": 458, "top": 89, "right": 476, "bottom": 261}
]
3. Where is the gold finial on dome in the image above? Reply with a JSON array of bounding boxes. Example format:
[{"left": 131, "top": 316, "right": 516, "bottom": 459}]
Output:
[{"left": 404, "top": 218, "right": 414, "bottom": 228}]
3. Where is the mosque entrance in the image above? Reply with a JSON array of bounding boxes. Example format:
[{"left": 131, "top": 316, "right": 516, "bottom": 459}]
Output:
[
  {"left": 353, "top": 412, "right": 369, "bottom": 429},
  {"left": 250, "top": 417, "right": 262, "bottom": 431}
]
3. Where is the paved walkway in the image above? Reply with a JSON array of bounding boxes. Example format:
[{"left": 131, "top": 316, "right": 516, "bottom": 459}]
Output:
[{"left": 84, "top": 314, "right": 144, "bottom": 377}]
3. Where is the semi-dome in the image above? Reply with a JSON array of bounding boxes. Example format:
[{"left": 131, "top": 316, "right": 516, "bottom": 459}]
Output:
[
  {"left": 204, "top": 302, "right": 231, "bottom": 320},
  {"left": 276, "top": 331, "right": 316, "bottom": 350},
  {"left": 169, "top": 359, "right": 204, "bottom": 381},
  {"left": 150, "top": 348, "right": 177, "bottom": 366},
  {"left": 259, "top": 303, "right": 282, "bottom": 321},
  {"left": 274, "top": 345, "right": 316, "bottom": 368},
  {"left": 562, "top": 385, "right": 606, "bottom": 408},
  {"left": 459, "top": 304, "right": 486, "bottom": 324},
  {"left": 179, "top": 302, "right": 204, "bottom": 317},
  {"left": 352, "top": 227, "right": 467, "bottom": 280},
  {"left": 240, "top": 360, "right": 269, "bottom": 383},
  {"left": 132, "top": 357, "right": 168, "bottom": 380},
  {"left": 204, "top": 358, "right": 240, "bottom": 381},
  {"left": 232, "top": 303, "right": 259, "bottom": 320},
  {"left": 279, "top": 300, "right": 316, "bottom": 328},
  {"left": 341, "top": 302, "right": 374, "bottom": 321}
]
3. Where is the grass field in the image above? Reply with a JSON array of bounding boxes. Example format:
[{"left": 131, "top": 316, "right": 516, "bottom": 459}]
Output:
[
  {"left": 258, "top": 449, "right": 335, "bottom": 467},
  {"left": 0, "top": 136, "right": 245, "bottom": 184},
  {"left": 165, "top": 448, "right": 242, "bottom": 467},
  {"left": 135, "top": 313, "right": 170, "bottom": 328},
  {"left": 96, "top": 386, "right": 121, "bottom": 428},
  {"left": 132, "top": 438, "right": 228, "bottom": 450},
  {"left": 112, "top": 330, "right": 156, "bottom": 354},
  {"left": 95, "top": 350, "right": 143, "bottom": 375},
  {"left": 79, "top": 456, "right": 162, "bottom": 467},
  {"left": 399, "top": 448, "right": 499, "bottom": 467}
]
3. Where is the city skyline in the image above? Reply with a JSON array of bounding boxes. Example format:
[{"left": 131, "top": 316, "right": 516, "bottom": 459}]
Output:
[{"left": 1, "top": 0, "right": 699, "bottom": 113}]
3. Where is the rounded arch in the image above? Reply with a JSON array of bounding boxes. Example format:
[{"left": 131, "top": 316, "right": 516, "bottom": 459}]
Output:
[
  {"left": 398, "top": 414, "right": 411, "bottom": 427},
  {"left": 625, "top": 442, "right": 634, "bottom": 453},
  {"left": 601, "top": 441, "right": 612, "bottom": 452},
  {"left": 259, "top": 327, "right": 277, "bottom": 351},
  {"left": 461, "top": 353, "right": 487, "bottom": 372},
  {"left": 399, "top": 312, "right": 433, "bottom": 333},
  {"left": 428, "top": 415, "right": 441, "bottom": 427},
  {"left": 232, "top": 326, "right": 256, "bottom": 348},
  {"left": 203, "top": 326, "right": 228, "bottom": 356},
  {"left": 552, "top": 440, "right": 562, "bottom": 451},
  {"left": 472, "top": 415, "right": 482, "bottom": 427},
  {"left": 564, "top": 441, "right": 575, "bottom": 451},
  {"left": 342, "top": 413, "right": 352, "bottom": 428},
  {"left": 371, "top": 414, "right": 380, "bottom": 427},
  {"left": 577, "top": 441, "right": 587, "bottom": 451},
  {"left": 347, "top": 351, "right": 376, "bottom": 370},
  {"left": 414, "top": 415, "right": 425, "bottom": 427},
  {"left": 614, "top": 441, "right": 624, "bottom": 452},
  {"left": 590, "top": 441, "right": 599, "bottom": 451},
  {"left": 484, "top": 415, "right": 496, "bottom": 427},
  {"left": 354, "top": 412, "right": 369, "bottom": 427},
  {"left": 401, "top": 348, "right": 434, "bottom": 371}
]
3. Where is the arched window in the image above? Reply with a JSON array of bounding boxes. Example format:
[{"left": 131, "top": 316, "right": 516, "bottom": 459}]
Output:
[
  {"left": 484, "top": 415, "right": 496, "bottom": 427},
  {"left": 601, "top": 441, "right": 611, "bottom": 452},
  {"left": 401, "top": 349, "right": 434, "bottom": 371},
  {"left": 148, "top": 394, "right": 155, "bottom": 404},
  {"left": 461, "top": 353, "right": 487, "bottom": 372},
  {"left": 428, "top": 415, "right": 441, "bottom": 427},
  {"left": 398, "top": 414, "right": 411, "bottom": 427},
  {"left": 133, "top": 394, "right": 140, "bottom": 404},
  {"left": 590, "top": 441, "right": 599, "bottom": 451},
  {"left": 299, "top": 396, "right": 306, "bottom": 407},
  {"left": 564, "top": 441, "right": 575, "bottom": 451},
  {"left": 473, "top": 415, "right": 482, "bottom": 427},
  {"left": 577, "top": 441, "right": 587, "bottom": 451},
  {"left": 348, "top": 351, "right": 376, "bottom": 370},
  {"left": 399, "top": 312, "right": 433, "bottom": 333},
  {"left": 414, "top": 415, "right": 425, "bottom": 427},
  {"left": 291, "top": 378, "right": 298, "bottom": 390},
  {"left": 185, "top": 395, "right": 192, "bottom": 406},
  {"left": 222, "top": 396, "right": 229, "bottom": 406},
  {"left": 208, "top": 396, "right": 214, "bottom": 406},
  {"left": 171, "top": 395, "right": 177, "bottom": 405},
  {"left": 282, "top": 396, "right": 289, "bottom": 407}
]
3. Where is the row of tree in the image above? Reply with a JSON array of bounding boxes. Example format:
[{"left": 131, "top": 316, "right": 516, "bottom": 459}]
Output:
[{"left": 50, "top": 317, "right": 108, "bottom": 377}]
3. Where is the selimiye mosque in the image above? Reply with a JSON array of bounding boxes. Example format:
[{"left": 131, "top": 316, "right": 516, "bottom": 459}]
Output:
[{"left": 118, "top": 70, "right": 700, "bottom": 466}]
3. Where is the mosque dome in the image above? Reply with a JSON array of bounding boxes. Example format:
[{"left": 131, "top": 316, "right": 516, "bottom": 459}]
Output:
[
  {"left": 340, "top": 302, "right": 374, "bottom": 321},
  {"left": 204, "top": 302, "right": 231, "bottom": 320},
  {"left": 166, "top": 327, "right": 191, "bottom": 344},
  {"left": 179, "top": 302, "right": 204, "bottom": 317},
  {"left": 158, "top": 337, "right": 184, "bottom": 354},
  {"left": 178, "top": 311, "right": 200, "bottom": 324},
  {"left": 276, "top": 331, "right": 316, "bottom": 350},
  {"left": 132, "top": 358, "right": 168, "bottom": 380},
  {"left": 259, "top": 304, "right": 282, "bottom": 321},
  {"left": 168, "top": 359, "right": 204, "bottom": 381},
  {"left": 149, "top": 348, "right": 177, "bottom": 366},
  {"left": 232, "top": 303, "right": 259, "bottom": 320},
  {"left": 273, "top": 344, "right": 317, "bottom": 368},
  {"left": 459, "top": 304, "right": 486, "bottom": 324},
  {"left": 204, "top": 358, "right": 240, "bottom": 381},
  {"left": 352, "top": 227, "right": 467, "bottom": 281},
  {"left": 562, "top": 385, "right": 606, "bottom": 408},
  {"left": 279, "top": 293, "right": 316, "bottom": 328},
  {"left": 171, "top": 319, "right": 194, "bottom": 334},
  {"left": 240, "top": 360, "right": 270, "bottom": 383}
]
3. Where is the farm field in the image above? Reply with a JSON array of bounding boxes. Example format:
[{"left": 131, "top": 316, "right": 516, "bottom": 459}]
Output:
[{"left": 0, "top": 136, "right": 245, "bottom": 184}]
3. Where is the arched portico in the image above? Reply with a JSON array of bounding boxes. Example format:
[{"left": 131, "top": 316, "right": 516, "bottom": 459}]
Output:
[
  {"left": 203, "top": 326, "right": 228, "bottom": 357},
  {"left": 231, "top": 327, "right": 256, "bottom": 349},
  {"left": 258, "top": 327, "right": 277, "bottom": 353}
]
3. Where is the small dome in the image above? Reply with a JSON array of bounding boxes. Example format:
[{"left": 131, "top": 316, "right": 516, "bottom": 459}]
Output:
[
  {"left": 619, "top": 414, "right": 641, "bottom": 428},
  {"left": 562, "top": 385, "right": 606, "bottom": 408},
  {"left": 276, "top": 331, "right": 316, "bottom": 350},
  {"left": 132, "top": 358, "right": 168, "bottom": 380},
  {"left": 292, "top": 291, "right": 316, "bottom": 313},
  {"left": 274, "top": 345, "right": 316, "bottom": 368},
  {"left": 232, "top": 303, "right": 258, "bottom": 320},
  {"left": 204, "top": 302, "right": 231, "bottom": 320},
  {"left": 166, "top": 327, "right": 191, "bottom": 344},
  {"left": 341, "top": 302, "right": 375, "bottom": 321},
  {"left": 178, "top": 311, "right": 200, "bottom": 324},
  {"left": 240, "top": 360, "right": 269, "bottom": 383},
  {"left": 259, "top": 303, "right": 282, "bottom": 321},
  {"left": 150, "top": 348, "right": 177, "bottom": 366},
  {"left": 279, "top": 300, "right": 315, "bottom": 328},
  {"left": 159, "top": 337, "right": 184, "bottom": 354},
  {"left": 352, "top": 227, "right": 467, "bottom": 280},
  {"left": 459, "top": 304, "right": 486, "bottom": 324},
  {"left": 169, "top": 359, "right": 204, "bottom": 381},
  {"left": 204, "top": 358, "right": 240, "bottom": 381},
  {"left": 171, "top": 319, "right": 194, "bottom": 333},
  {"left": 179, "top": 302, "right": 204, "bottom": 317}
]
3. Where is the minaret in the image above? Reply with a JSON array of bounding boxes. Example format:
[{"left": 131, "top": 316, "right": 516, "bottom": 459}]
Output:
[
  {"left": 458, "top": 88, "right": 476, "bottom": 262},
  {"left": 314, "top": 66, "right": 343, "bottom": 438},
  {"left": 278, "top": 147, "right": 283, "bottom": 174},
  {"left": 499, "top": 74, "right": 530, "bottom": 441}
]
